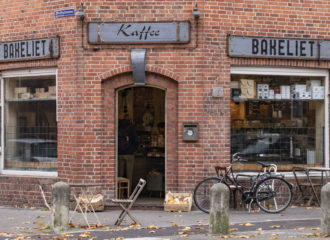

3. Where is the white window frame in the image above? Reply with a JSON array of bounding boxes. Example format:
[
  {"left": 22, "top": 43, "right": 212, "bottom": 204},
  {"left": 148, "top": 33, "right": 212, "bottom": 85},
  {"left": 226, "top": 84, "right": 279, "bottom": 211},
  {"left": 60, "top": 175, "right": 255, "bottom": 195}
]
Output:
[
  {"left": 0, "top": 68, "right": 58, "bottom": 177},
  {"left": 230, "top": 66, "right": 329, "bottom": 169}
]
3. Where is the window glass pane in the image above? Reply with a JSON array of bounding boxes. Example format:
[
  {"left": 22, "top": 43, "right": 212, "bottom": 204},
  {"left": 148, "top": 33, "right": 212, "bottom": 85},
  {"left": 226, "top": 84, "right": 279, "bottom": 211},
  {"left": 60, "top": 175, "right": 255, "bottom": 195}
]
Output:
[
  {"left": 231, "top": 75, "right": 325, "bottom": 170},
  {"left": 4, "top": 76, "right": 57, "bottom": 172}
]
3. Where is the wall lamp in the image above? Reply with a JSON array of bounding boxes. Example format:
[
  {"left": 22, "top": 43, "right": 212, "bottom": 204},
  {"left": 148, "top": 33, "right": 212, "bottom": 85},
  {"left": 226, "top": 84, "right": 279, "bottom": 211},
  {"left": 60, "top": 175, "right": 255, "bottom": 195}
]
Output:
[
  {"left": 192, "top": 3, "right": 200, "bottom": 19},
  {"left": 76, "top": 3, "right": 86, "bottom": 21}
]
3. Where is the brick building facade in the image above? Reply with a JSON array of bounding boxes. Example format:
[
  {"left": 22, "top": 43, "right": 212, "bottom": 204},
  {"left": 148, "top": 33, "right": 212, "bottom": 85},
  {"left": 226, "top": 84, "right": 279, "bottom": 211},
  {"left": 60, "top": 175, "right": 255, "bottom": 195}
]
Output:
[{"left": 0, "top": 0, "right": 329, "bottom": 207}]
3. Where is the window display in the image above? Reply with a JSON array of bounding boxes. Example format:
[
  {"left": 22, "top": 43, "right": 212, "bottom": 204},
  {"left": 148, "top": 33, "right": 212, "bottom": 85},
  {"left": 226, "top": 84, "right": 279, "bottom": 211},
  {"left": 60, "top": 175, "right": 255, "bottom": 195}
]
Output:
[
  {"left": 231, "top": 74, "right": 325, "bottom": 170},
  {"left": 4, "top": 75, "right": 57, "bottom": 172}
]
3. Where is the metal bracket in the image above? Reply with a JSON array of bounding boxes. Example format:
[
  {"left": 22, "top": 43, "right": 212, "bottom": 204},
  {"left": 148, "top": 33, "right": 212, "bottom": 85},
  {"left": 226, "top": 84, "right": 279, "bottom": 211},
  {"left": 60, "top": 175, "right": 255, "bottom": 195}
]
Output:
[{"left": 131, "top": 49, "right": 146, "bottom": 86}]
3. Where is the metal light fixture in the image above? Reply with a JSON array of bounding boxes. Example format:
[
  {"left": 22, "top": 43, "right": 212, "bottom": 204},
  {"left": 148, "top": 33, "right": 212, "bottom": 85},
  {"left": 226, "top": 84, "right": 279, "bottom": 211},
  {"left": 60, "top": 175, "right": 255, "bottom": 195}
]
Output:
[
  {"left": 76, "top": 3, "right": 85, "bottom": 21},
  {"left": 192, "top": 3, "right": 200, "bottom": 19}
]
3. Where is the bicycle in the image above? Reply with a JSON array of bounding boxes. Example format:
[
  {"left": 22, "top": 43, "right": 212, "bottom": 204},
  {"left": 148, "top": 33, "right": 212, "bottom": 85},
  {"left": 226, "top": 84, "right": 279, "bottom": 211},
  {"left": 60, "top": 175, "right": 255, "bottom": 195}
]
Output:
[{"left": 193, "top": 154, "right": 293, "bottom": 214}]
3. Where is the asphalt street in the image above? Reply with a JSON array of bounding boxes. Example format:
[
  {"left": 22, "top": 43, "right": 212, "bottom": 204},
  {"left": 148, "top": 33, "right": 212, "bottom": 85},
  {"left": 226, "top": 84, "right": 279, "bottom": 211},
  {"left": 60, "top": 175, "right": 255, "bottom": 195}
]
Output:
[{"left": 0, "top": 205, "right": 326, "bottom": 239}]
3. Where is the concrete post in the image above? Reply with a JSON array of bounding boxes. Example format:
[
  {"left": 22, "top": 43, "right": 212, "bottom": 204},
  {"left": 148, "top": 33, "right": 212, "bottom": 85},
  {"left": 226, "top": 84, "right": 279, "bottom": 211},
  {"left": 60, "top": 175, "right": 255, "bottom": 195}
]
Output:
[
  {"left": 51, "top": 182, "right": 70, "bottom": 233},
  {"left": 321, "top": 183, "right": 330, "bottom": 235},
  {"left": 209, "top": 183, "right": 229, "bottom": 235}
]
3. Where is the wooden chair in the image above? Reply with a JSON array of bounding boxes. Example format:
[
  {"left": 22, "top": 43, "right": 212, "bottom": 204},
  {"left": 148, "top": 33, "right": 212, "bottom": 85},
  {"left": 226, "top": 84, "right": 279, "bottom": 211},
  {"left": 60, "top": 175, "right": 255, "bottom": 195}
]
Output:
[
  {"left": 111, "top": 178, "right": 146, "bottom": 226},
  {"left": 117, "top": 177, "right": 130, "bottom": 198}
]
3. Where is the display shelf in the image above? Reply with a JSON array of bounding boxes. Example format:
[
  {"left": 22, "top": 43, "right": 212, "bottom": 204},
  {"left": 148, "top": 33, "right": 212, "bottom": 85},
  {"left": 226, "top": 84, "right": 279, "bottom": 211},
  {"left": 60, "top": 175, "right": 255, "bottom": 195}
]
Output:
[{"left": 232, "top": 96, "right": 324, "bottom": 102}]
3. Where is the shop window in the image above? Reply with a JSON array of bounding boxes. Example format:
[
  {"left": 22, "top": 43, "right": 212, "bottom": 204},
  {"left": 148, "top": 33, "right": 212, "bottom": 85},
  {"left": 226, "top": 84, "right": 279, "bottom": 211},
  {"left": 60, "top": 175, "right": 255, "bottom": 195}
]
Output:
[
  {"left": 3, "top": 75, "right": 57, "bottom": 172},
  {"left": 231, "top": 73, "right": 325, "bottom": 171}
]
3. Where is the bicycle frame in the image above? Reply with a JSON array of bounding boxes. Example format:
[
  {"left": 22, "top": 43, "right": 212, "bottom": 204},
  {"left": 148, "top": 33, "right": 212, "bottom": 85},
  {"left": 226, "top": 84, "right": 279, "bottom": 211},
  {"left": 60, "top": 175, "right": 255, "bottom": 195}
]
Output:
[{"left": 216, "top": 163, "right": 277, "bottom": 207}]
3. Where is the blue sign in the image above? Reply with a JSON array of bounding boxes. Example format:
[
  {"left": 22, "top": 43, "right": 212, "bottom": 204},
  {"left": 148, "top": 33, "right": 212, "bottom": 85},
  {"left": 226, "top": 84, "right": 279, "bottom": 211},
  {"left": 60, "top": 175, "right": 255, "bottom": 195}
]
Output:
[{"left": 55, "top": 9, "right": 75, "bottom": 18}]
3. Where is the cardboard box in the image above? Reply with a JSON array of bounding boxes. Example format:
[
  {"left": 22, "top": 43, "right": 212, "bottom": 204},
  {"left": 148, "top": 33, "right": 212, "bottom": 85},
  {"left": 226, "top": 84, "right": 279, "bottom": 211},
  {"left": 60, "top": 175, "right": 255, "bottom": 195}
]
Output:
[
  {"left": 164, "top": 192, "right": 192, "bottom": 212},
  {"left": 35, "top": 92, "right": 48, "bottom": 98},
  {"left": 14, "top": 87, "right": 29, "bottom": 94},
  {"left": 35, "top": 88, "right": 45, "bottom": 93},
  {"left": 48, "top": 86, "right": 56, "bottom": 93},
  {"left": 17, "top": 92, "right": 31, "bottom": 99},
  {"left": 240, "top": 79, "right": 256, "bottom": 99}
]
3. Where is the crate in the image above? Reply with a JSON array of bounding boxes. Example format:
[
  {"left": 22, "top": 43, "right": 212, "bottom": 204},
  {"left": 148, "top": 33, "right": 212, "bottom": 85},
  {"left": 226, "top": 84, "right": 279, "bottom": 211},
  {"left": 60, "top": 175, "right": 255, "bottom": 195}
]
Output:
[
  {"left": 78, "top": 194, "right": 104, "bottom": 212},
  {"left": 164, "top": 192, "right": 192, "bottom": 212}
]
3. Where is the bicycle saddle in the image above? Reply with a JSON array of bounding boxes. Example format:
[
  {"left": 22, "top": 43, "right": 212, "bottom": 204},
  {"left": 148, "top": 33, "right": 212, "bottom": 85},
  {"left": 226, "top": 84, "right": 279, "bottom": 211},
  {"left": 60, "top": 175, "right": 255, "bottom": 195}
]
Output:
[{"left": 257, "top": 161, "right": 272, "bottom": 168}]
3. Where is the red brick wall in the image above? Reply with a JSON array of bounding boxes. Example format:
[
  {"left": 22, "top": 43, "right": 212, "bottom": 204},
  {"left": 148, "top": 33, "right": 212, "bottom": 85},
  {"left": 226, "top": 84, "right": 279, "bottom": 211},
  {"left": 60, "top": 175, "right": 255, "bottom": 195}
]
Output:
[{"left": 0, "top": 0, "right": 329, "bottom": 206}]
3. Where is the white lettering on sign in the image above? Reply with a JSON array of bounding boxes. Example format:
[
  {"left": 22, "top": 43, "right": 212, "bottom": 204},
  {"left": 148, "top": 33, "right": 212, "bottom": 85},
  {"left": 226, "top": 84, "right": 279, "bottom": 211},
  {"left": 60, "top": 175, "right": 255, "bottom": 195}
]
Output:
[
  {"left": 227, "top": 36, "right": 330, "bottom": 60},
  {"left": 0, "top": 37, "right": 59, "bottom": 62}
]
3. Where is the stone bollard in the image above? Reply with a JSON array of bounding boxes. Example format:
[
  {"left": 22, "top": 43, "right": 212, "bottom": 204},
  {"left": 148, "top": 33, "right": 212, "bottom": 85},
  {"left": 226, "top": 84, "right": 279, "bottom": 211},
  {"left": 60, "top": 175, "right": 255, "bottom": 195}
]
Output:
[
  {"left": 51, "top": 182, "right": 70, "bottom": 233},
  {"left": 321, "top": 183, "right": 330, "bottom": 235},
  {"left": 209, "top": 183, "right": 229, "bottom": 235}
]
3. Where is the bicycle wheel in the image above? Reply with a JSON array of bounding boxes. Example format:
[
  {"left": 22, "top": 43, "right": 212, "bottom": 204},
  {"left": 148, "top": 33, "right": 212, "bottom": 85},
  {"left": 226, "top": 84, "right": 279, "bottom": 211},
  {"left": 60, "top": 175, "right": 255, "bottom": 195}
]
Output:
[
  {"left": 255, "top": 176, "right": 292, "bottom": 213},
  {"left": 193, "top": 177, "right": 230, "bottom": 213}
]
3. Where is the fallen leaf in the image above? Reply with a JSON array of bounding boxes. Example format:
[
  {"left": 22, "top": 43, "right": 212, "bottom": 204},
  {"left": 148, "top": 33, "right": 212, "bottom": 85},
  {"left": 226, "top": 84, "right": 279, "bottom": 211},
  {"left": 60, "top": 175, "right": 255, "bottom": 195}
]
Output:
[
  {"left": 271, "top": 233, "right": 279, "bottom": 236},
  {"left": 147, "top": 225, "right": 159, "bottom": 229},
  {"left": 268, "top": 237, "right": 279, "bottom": 240},
  {"left": 79, "top": 232, "right": 91, "bottom": 238},
  {"left": 295, "top": 227, "right": 306, "bottom": 230},
  {"left": 180, "top": 227, "right": 191, "bottom": 231},
  {"left": 229, "top": 228, "right": 238, "bottom": 232},
  {"left": 256, "top": 228, "right": 263, "bottom": 231},
  {"left": 311, "top": 227, "right": 320, "bottom": 230},
  {"left": 36, "top": 221, "right": 45, "bottom": 226},
  {"left": 240, "top": 223, "right": 254, "bottom": 226},
  {"left": 306, "top": 207, "right": 313, "bottom": 210},
  {"left": 270, "top": 225, "right": 281, "bottom": 228},
  {"left": 149, "top": 230, "right": 156, "bottom": 234},
  {"left": 69, "top": 222, "right": 80, "bottom": 228},
  {"left": 290, "top": 205, "right": 297, "bottom": 208},
  {"left": 237, "top": 235, "right": 250, "bottom": 238}
]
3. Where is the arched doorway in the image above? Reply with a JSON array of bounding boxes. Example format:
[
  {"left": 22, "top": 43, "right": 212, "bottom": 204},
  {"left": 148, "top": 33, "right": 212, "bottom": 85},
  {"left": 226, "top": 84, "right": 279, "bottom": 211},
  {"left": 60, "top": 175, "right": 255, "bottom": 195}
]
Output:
[{"left": 117, "top": 86, "right": 166, "bottom": 200}]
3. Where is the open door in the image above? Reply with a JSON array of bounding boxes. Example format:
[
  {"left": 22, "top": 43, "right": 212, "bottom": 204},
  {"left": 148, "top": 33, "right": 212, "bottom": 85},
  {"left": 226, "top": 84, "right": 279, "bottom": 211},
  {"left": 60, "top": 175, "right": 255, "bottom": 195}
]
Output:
[{"left": 117, "top": 86, "right": 165, "bottom": 199}]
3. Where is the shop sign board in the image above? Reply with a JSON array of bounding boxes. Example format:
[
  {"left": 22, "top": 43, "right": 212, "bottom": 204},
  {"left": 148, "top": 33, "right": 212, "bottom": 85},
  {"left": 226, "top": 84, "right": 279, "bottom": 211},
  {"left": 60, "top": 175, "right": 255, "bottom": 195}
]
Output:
[
  {"left": 228, "top": 36, "right": 330, "bottom": 60},
  {"left": 88, "top": 22, "right": 190, "bottom": 44},
  {"left": 0, "top": 37, "right": 60, "bottom": 62}
]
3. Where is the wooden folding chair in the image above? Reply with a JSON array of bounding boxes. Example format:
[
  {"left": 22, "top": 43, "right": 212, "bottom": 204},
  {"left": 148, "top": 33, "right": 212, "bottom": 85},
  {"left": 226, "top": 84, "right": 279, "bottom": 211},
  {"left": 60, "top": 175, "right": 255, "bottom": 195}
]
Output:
[{"left": 111, "top": 178, "right": 146, "bottom": 226}]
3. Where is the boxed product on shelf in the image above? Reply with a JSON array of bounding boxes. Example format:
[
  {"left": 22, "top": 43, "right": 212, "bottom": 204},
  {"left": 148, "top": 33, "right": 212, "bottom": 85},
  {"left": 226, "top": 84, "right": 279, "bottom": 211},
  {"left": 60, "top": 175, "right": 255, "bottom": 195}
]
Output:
[
  {"left": 268, "top": 90, "right": 275, "bottom": 99},
  {"left": 311, "top": 86, "right": 324, "bottom": 99},
  {"left": 35, "top": 88, "right": 45, "bottom": 93},
  {"left": 275, "top": 93, "right": 281, "bottom": 99},
  {"left": 35, "top": 92, "right": 48, "bottom": 98},
  {"left": 48, "top": 86, "right": 56, "bottom": 93},
  {"left": 280, "top": 85, "right": 290, "bottom": 99},
  {"left": 18, "top": 93, "right": 31, "bottom": 99},
  {"left": 257, "top": 84, "right": 269, "bottom": 99},
  {"left": 14, "top": 87, "right": 29, "bottom": 94},
  {"left": 240, "top": 79, "right": 255, "bottom": 99}
]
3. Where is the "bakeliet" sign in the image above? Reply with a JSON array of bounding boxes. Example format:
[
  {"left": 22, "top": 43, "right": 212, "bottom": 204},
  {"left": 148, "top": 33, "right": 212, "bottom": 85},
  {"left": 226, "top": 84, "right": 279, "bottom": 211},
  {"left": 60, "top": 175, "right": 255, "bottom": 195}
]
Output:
[
  {"left": 0, "top": 37, "right": 60, "bottom": 62},
  {"left": 88, "top": 22, "right": 190, "bottom": 44},
  {"left": 228, "top": 36, "right": 330, "bottom": 60}
]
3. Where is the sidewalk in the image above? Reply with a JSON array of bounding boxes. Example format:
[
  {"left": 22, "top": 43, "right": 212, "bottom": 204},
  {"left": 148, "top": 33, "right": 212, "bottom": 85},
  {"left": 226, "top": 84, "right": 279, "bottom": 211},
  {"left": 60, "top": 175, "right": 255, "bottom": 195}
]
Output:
[{"left": 0, "top": 205, "right": 324, "bottom": 239}]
